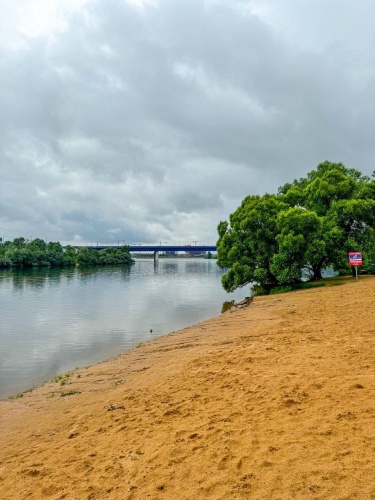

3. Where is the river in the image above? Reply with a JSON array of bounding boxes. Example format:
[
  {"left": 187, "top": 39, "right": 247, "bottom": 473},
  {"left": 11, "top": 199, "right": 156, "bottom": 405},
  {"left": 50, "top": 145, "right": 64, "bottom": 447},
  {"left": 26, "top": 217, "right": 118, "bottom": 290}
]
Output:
[{"left": 0, "top": 259, "right": 247, "bottom": 398}]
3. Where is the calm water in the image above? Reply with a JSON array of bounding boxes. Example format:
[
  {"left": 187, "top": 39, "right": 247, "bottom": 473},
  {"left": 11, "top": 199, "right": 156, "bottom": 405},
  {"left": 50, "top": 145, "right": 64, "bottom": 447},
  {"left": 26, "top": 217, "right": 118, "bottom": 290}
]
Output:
[{"left": 0, "top": 259, "right": 247, "bottom": 398}]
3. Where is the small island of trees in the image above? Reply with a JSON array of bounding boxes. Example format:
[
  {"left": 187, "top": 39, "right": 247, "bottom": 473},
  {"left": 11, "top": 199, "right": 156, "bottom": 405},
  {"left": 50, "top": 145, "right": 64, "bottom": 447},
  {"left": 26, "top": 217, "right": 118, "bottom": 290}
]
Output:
[
  {"left": 0, "top": 238, "right": 134, "bottom": 268},
  {"left": 217, "top": 161, "right": 375, "bottom": 292}
]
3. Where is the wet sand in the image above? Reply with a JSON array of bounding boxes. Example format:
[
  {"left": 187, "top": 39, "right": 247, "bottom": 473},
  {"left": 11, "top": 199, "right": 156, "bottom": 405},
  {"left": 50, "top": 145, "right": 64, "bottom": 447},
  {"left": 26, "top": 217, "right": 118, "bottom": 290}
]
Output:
[{"left": 1, "top": 276, "right": 375, "bottom": 499}]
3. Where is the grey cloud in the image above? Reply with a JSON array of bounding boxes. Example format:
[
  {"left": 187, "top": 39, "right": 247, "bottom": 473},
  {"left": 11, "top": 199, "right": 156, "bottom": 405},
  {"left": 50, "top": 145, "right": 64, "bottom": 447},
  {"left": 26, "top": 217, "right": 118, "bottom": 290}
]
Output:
[{"left": 1, "top": 0, "right": 375, "bottom": 244}]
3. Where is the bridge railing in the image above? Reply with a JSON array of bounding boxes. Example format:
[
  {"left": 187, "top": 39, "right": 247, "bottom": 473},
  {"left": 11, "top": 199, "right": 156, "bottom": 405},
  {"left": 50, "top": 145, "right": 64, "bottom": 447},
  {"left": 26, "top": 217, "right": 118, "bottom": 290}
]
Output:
[{"left": 85, "top": 245, "right": 217, "bottom": 252}]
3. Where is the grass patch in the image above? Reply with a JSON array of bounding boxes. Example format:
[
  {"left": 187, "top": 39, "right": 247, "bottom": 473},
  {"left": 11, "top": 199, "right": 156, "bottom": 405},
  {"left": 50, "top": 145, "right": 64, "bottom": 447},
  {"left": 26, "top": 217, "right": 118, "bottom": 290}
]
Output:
[
  {"left": 269, "top": 285, "right": 294, "bottom": 295},
  {"left": 252, "top": 274, "right": 363, "bottom": 297},
  {"left": 253, "top": 281, "right": 326, "bottom": 296},
  {"left": 269, "top": 282, "right": 326, "bottom": 295},
  {"left": 7, "top": 393, "right": 24, "bottom": 400},
  {"left": 60, "top": 390, "right": 81, "bottom": 397},
  {"left": 323, "top": 275, "right": 358, "bottom": 286},
  {"left": 52, "top": 371, "right": 74, "bottom": 384}
]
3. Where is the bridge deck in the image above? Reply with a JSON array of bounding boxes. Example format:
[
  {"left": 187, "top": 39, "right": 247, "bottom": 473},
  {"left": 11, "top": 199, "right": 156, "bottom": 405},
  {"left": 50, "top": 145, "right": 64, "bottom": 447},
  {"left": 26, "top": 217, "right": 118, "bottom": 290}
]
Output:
[{"left": 86, "top": 245, "right": 216, "bottom": 252}]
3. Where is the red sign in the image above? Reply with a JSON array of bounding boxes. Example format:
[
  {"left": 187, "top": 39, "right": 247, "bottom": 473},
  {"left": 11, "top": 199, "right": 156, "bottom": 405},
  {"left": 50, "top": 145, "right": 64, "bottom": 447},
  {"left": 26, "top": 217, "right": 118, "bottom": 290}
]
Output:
[{"left": 349, "top": 252, "right": 362, "bottom": 266}]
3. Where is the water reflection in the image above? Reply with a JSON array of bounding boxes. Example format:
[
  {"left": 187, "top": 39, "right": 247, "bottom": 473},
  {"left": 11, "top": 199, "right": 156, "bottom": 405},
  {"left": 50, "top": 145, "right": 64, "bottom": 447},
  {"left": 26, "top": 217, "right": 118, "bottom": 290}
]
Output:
[
  {"left": 0, "top": 265, "right": 132, "bottom": 291},
  {"left": 161, "top": 262, "right": 178, "bottom": 273},
  {"left": 184, "top": 262, "right": 205, "bottom": 274},
  {"left": 221, "top": 300, "right": 235, "bottom": 314},
  {"left": 0, "top": 260, "right": 246, "bottom": 398}
]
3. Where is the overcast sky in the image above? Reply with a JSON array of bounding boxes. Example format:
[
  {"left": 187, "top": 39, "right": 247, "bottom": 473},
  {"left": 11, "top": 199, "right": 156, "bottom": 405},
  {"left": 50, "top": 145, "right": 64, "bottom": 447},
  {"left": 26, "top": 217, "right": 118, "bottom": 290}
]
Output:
[{"left": 1, "top": 0, "right": 375, "bottom": 245}]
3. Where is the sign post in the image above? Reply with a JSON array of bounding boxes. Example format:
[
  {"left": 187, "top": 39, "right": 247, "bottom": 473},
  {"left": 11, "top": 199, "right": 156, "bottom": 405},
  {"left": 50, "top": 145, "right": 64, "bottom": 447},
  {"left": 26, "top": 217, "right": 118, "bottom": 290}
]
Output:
[{"left": 348, "top": 252, "right": 363, "bottom": 280}]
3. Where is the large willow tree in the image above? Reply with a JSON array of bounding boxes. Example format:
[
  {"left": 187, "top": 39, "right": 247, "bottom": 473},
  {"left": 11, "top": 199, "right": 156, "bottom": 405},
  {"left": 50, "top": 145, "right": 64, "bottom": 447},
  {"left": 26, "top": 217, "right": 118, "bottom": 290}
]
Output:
[{"left": 217, "top": 161, "right": 375, "bottom": 291}]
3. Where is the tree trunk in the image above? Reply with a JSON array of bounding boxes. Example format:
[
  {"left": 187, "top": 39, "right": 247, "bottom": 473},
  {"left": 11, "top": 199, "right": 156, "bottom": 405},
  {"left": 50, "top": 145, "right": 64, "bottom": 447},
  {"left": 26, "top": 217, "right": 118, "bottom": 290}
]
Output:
[{"left": 312, "top": 266, "right": 322, "bottom": 280}]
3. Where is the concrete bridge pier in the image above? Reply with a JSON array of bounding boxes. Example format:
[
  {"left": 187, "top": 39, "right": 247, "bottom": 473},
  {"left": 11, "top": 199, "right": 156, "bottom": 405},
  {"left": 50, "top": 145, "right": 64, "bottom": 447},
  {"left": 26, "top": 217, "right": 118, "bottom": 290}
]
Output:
[{"left": 154, "top": 251, "right": 159, "bottom": 262}]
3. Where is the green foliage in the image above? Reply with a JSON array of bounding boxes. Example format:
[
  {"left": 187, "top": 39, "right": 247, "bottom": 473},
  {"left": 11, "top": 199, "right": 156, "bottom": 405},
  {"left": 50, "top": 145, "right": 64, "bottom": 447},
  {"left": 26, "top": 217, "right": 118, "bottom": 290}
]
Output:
[
  {"left": 361, "top": 228, "right": 375, "bottom": 274},
  {"left": 0, "top": 238, "right": 72, "bottom": 268},
  {"left": 217, "top": 194, "right": 288, "bottom": 291},
  {"left": 11, "top": 237, "right": 27, "bottom": 249},
  {"left": 218, "top": 161, "right": 375, "bottom": 291},
  {"left": 0, "top": 239, "right": 134, "bottom": 268},
  {"left": 76, "top": 247, "right": 99, "bottom": 266},
  {"left": 75, "top": 247, "right": 134, "bottom": 266},
  {"left": 28, "top": 238, "right": 46, "bottom": 251},
  {"left": 362, "top": 262, "right": 375, "bottom": 274},
  {"left": 97, "top": 247, "right": 133, "bottom": 265},
  {"left": 63, "top": 245, "right": 77, "bottom": 266}
]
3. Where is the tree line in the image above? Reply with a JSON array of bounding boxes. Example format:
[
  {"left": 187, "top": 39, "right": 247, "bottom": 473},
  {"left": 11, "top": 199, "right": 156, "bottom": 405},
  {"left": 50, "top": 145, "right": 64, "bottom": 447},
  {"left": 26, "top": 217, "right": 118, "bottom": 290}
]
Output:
[
  {"left": 217, "top": 161, "right": 375, "bottom": 292},
  {"left": 0, "top": 238, "right": 134, "bottom": 268}
]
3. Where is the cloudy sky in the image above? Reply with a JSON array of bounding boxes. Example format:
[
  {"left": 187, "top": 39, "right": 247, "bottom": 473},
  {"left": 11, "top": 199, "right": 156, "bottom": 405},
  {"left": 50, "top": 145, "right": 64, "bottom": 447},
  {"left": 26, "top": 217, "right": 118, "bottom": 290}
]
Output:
[{"left": 1, "top": 0, "right": 375, "bottom": 245}]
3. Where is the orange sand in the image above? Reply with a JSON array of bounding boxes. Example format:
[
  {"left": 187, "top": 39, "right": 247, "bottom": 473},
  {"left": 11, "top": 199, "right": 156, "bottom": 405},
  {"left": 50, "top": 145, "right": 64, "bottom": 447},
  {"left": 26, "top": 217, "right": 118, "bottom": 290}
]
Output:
[{"left": 1, "top": 276, "right": 375, "bottom": 499}]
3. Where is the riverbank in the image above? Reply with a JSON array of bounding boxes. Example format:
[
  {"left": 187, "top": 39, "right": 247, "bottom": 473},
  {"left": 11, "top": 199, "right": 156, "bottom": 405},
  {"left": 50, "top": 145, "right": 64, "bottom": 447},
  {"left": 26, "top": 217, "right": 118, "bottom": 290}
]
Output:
[{"left": 1, "top": 276, "right": 375, "bottom": 499}]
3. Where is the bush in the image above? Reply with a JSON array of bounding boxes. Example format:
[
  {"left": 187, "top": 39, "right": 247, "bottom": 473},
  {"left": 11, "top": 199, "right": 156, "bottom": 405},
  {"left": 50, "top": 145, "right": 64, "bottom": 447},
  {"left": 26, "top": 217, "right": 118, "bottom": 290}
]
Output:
[{"left": 361, "top": 262, "right": 375, "bottom": 274}]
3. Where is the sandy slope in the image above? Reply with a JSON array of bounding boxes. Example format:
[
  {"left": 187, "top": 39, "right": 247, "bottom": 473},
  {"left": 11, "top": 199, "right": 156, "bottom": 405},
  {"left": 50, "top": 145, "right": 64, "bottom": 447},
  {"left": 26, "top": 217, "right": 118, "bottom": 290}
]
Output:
[{"left": 0, "top": 276, "right": 375, "bottom": 499}]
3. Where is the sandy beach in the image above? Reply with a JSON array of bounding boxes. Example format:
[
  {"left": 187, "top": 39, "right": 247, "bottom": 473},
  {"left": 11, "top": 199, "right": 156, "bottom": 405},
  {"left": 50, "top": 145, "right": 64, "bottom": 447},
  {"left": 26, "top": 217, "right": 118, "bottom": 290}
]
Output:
[{"left": 1, "top": 276, "right": 375, "bottom": 499}]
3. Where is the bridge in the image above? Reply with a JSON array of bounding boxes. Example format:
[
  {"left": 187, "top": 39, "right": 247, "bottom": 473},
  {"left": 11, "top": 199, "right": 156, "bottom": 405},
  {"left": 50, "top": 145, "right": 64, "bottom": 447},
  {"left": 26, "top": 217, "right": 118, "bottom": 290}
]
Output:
[{"left": 86, "top": 245, "right": 217, "bottom": 261}]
